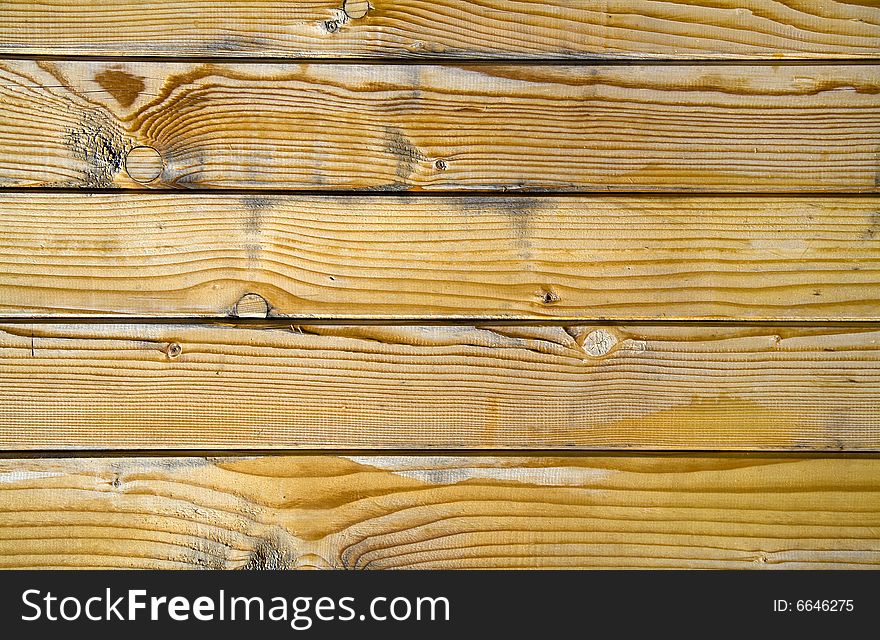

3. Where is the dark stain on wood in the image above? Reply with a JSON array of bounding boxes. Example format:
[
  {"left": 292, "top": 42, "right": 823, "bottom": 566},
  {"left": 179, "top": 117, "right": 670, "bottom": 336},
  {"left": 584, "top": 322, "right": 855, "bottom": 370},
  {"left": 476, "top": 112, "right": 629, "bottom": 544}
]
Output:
[
  {"left": 242, "top": 196, "right": 273, "bottom": 265},
  {"left": 384, "top": 126, "right": 426, "bottom": 181},
  {"left": 861, "top": 211, "right": 880, "bottom": 240},
  {"left": 94, "top": 68, "right": 146, "bottom": 108}
]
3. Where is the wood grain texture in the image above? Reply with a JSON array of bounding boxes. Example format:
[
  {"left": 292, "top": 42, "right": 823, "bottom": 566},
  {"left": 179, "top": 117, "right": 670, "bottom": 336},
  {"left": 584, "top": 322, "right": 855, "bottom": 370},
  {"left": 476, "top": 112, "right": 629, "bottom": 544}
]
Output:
[
  {"left": 0, "top": 454, "right": 877, "bottom": 569},
  {"left": 1, "top": 194, "right": 879, "bottom": 321},
  {"left": 0, "top": 323, "right": 878, "bottom": 450},
  {"left": 2, "top": 61, "right": 879, "bottom": 191},
  {"left": 1, "top": 1, "right": 878, "bottom": 59}
]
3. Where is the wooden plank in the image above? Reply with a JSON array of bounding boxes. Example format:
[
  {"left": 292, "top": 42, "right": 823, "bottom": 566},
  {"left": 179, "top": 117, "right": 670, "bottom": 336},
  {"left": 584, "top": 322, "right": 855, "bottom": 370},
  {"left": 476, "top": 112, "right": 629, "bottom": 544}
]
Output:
[
  {"left": 0, "top": 323, "right": 878, "bottom": 450},
  {"left": 2, "top": 61, "right": 879, "bottom": 191},
  {"left": 1, "top": 1, "right": 878, "bottom": 60},
  {"left": 2, "top": 194, "right": 879, "bottom": 321},
  {"left": 0, "top": 453, "right": 877, "bottom": 569}
]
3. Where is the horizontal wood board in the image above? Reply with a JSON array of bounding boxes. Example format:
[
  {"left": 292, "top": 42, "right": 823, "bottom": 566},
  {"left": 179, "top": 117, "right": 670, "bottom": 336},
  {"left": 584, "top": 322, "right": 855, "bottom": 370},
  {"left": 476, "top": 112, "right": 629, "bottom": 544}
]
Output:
[
  {"left": 2, "top": 61, "right": 879, "bottom": 191},
  {"left": 1, "top": 194, "right": 879, "bottom": 320},
  {"left": 0, "top": 323, "right": 878, "bottom": 450},
  {"left": 1, "top": 1, "right": 878, "bottom": 59},
  {"left": 0, "top": 453, "right": 877, "bottom": 569}
]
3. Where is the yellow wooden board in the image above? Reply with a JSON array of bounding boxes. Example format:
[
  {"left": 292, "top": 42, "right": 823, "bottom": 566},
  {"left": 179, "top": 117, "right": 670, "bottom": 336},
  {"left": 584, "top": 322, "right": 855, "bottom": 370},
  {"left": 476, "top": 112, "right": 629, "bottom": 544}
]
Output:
[
  {"left": 2, "top": 61, "right": 879, "bottom": 191},
  {"left": 1, "top": 194, "right": 878, "bottom": 321},
  {"left": 1, "top": 323, "right": 877, "bottom": 450},
  {"left": 1, "top": 453, "right": 877, "bottom": 569},
  {"left": 1, "top": 1, "right": 878, "bottom": 60}
]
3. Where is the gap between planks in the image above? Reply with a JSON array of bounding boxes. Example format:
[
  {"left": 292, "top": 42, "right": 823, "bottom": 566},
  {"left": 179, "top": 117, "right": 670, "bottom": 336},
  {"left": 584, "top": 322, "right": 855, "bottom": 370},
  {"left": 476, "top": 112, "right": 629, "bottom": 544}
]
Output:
[
  {"left": 5, "top": 188, "right": 880, "bottom": 196},
  {"left": 4, "top": 56, "right": 880, "bottom": 65},
  {"left": 3, "top": 318, "right": 880, "bottom": 329},
  {"left": 1, "top": 450, "right": 878, "bottom": 460}
]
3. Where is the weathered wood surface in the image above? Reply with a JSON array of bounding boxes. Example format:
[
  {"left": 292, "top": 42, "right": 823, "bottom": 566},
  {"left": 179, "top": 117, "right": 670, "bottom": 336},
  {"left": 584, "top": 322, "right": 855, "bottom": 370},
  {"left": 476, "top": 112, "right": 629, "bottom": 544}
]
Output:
[
  {"left": 0, "top": 454, "right": 877, "bottom": 569},
  {"left": 2, "top": 194, "right": 879, "bottom": 321},
  {"left": 1, "top": 1, "right": 878, "bottom": 60},
  {"left": 2, "top": 61, "right": 879, "bottom": 191},
  {"left": 0, "top": 323, "right": 877, "bottom": 450}
]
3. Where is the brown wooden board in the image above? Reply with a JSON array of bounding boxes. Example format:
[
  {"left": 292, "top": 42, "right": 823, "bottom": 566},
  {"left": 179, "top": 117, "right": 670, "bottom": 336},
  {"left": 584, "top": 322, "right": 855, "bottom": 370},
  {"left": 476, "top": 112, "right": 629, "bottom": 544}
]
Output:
[
  {"left": 1, "top": 194, "right": 878, "bottom": 321},
  {"left": 0, "top": 453, "right": 877, "bottom": 569},
  {"left": 2, "top": 61, "right": 879, "bottom": 191},
  {"left": 0, "top": 323, "right": 878, "bottom": 450},
  {"left": 1, "top": 1, "right": 878, "bottom": 60}
]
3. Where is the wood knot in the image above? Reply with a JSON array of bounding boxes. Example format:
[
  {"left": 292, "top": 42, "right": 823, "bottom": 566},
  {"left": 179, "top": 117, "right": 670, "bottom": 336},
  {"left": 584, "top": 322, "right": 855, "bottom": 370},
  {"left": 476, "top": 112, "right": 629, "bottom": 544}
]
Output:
[
  {"left": 343, "top": 0, "right": 370, "bottom": 19},
  {"left": 434, "top": 159, "right": 448, "bottom": 171},
  {"left": 581, "top": 329, "right": 617, "bottom": 358},
  {"left": 538, "top": 289, "right": 560, "bottom": 305},
  {"left": 324, "top": 20, "right": 340, "bottom": 33},
  {"left": 234, "top": 293, "right": 270, "bottom": 318},
  {"left": 166, "top": 342, "right": 182, "bottom": 358},
  {"left": 125, "top": 145, "right": 163, "bottom": 183}
]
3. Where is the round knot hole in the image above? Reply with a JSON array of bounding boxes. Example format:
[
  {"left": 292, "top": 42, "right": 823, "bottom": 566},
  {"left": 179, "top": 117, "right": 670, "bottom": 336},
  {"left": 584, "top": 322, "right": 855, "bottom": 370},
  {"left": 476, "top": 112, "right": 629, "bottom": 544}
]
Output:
[
  {"left": 343, "top": 0, "right": 370, "bottom": 19},
  {"left": 125, "top": 145, "right": 163, "bottom": 183},
  {"left": 235, "top": 293, "right": 270, "bottom": 318}
]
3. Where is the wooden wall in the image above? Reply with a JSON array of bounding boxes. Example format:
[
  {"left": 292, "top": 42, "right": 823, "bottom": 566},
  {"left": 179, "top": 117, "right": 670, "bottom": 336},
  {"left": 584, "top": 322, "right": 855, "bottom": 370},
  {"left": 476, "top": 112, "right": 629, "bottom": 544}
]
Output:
[{"left": 0, "top": 0, "right": 878, "bottom": 569}]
